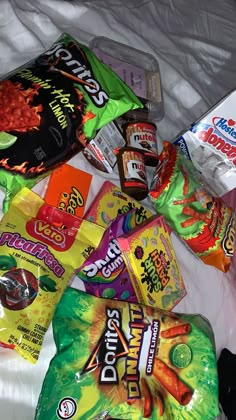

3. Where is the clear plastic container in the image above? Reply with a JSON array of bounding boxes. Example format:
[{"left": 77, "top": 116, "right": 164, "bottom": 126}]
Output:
[{"left": 89, "top": 36, "right": 164, "bottom": 122}]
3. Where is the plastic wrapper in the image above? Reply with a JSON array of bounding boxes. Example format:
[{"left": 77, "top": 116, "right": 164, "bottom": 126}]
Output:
[
  {"left": 149, "top": 141, "right": 235, "bottom": 272},
  {"left": 76, "top": 210, "right": 138, "bottom": 302},
  {"left": 35, "top": 287, "right": 219, "bottom": 420},
  {"left": 174, "top": 89, "right": 236, "bottom": 198},
  {"left": 0, "top": 33, "right": 142, "bottom": 212},
  {"left": 0, "top": 188, "right": 104, "bottom": 363}
]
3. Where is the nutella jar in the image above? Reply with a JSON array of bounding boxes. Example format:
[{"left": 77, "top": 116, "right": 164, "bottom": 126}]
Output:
[
  {"left": 117, "top": 147, "right": 148, "bottom": 201},
  {"left": 123, "top": 121, "right": 158, "bottom": 166}
]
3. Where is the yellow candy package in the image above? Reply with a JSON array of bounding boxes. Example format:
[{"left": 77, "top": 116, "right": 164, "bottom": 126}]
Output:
[{"left": 0, "top": 187, "right": 104, "bottom": 363}]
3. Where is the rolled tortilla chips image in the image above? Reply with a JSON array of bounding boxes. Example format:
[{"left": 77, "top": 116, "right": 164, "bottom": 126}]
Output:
[
  {"left": 35, "top": 288, "right": 219, "bottom": 419},
  {"left": 161, "top": 323, "right": 191, "bottom": 339},
  {"left": 153, "top": 358, "right": 193, "bottom": 406}
]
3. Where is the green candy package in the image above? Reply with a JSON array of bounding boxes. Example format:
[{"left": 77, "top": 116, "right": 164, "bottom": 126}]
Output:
[
  {"left": 149, "top": 141, "right": 235, "bottom": 272},
  {"left": 35, "top": 287, "right": 219, "bottom": 420},
  {"left": 0, "top": 33, "right": 142, "bottom": 212}
]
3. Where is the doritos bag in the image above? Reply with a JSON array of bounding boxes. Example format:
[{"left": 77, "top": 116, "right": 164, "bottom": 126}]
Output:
[
  {"left": 0, "top": 33, "right": 142, "bottom": 211},
  {"left": 35, "top": 287, "right": 219, "bottom": 420}
]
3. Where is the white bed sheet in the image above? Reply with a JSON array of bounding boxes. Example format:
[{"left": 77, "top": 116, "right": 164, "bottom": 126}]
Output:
[{"left": 1, "top": 0, "right": 236, "bottom": 418}]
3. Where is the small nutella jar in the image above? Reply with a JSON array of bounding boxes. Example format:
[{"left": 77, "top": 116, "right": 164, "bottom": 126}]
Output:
[
  {"left": 117, "top": 147, "right": 148, "bottom": 201},
  {"left": 122, "top": 121, "right": 158, "bottom": 166}
]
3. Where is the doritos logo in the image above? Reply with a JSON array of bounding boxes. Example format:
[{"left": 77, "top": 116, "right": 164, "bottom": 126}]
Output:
[{"left": 82, "top": 308, "right": 129, "bottom": 384}]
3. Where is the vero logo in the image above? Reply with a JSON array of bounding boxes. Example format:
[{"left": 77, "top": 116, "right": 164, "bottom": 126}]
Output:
[{"left": 34, "top": 220, "right": 65, "bottom": 247}]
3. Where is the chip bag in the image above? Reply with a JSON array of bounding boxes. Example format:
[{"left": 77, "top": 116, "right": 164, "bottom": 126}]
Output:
[
  {"left": 0, "top": 33, "right": 142, "bottom": 212},
  {"left": 0, "top": 188, "right": 104, "bottom": 363},
  {"left": 35, "top": 287, "right": 219, "bottom": 420},
  {"left": 149, "top": 141, "right": 235, "bottom": 272}
]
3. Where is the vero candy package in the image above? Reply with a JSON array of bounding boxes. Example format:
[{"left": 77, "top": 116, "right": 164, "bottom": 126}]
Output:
[
  {"left": 118, "top": 214, "right": 186, "bottom": 310},
  {"left": 84, "top": 180, "right": 153, "bottom": 228},
  {"left": 0, "top": 188, "right": 104, "bottom": 363},
  {"left": 35, "top": 287, "right": 219, "bottom": 420},
  {"left": 174, "top": 89, "right": 236, "bottom": 198}
]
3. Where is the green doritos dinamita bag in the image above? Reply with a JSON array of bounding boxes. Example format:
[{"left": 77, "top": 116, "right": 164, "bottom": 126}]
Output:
[{"left": 35, "top": 287, "right": 219, "bottom": 420}]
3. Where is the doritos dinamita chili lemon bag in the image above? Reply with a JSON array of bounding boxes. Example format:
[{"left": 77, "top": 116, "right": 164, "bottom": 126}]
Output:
[
  {"left": 0, "top": 33, "right": 142, "bottom": 212},
  {"left": 35, "top": 287, "right": 219, "bottom": 420}
]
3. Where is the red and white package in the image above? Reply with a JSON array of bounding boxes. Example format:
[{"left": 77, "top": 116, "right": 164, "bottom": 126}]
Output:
[{"left": 174, "top": 89, "right": 236, "bottom": 211}]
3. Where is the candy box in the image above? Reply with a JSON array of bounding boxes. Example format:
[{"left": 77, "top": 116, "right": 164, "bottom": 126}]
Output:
[
  {"left": 118, "top": 215, "right": 186, "bottom": 310},
  {"left": 84, "top": 180, "right": 153, "bottom": 228},
  {"left": 44, "top": 163, "right": 92, "bottom": 220}
]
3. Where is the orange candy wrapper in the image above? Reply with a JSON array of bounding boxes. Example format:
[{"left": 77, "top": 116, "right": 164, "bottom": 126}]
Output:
[{"left": 44, "top": 163, "right": 92, "bottom": 220}]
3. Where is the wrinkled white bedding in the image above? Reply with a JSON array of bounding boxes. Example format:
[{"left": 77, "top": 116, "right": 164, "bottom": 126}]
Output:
[{"left": 1, "top": 0, "right": 236, "bottom": 418}]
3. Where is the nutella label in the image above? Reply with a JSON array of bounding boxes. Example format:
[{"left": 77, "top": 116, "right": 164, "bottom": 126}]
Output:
[
  {"left": 124, "top": 122, "right": 158, "bottom": 166},
  {"left": 127, "top": 159, "right": 146, "bottom": 182},
  {"left": 121, "top": 149, "right": 147, "bottom": 185}
]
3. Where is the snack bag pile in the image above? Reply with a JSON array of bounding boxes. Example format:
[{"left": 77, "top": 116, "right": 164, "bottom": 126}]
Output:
[
  {"left": 35, "top": 287, "right": 219, "bottom": 420},
  {"left": 0, "top": 33, "right": 142, "bottom": 212},
  {"left": 0, "top": 187, "right": 104, "bottom": 363},
  {"left": 0, "top": 31, "right": 225, "bottom": 420},
  {"left": 149, "top": 141, "right": 235, "bottom": 272}
]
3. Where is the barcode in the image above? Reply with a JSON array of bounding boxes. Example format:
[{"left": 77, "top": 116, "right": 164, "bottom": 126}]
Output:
[{"left": 104, "top": 147, "right": 116, "bottom": 166}]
